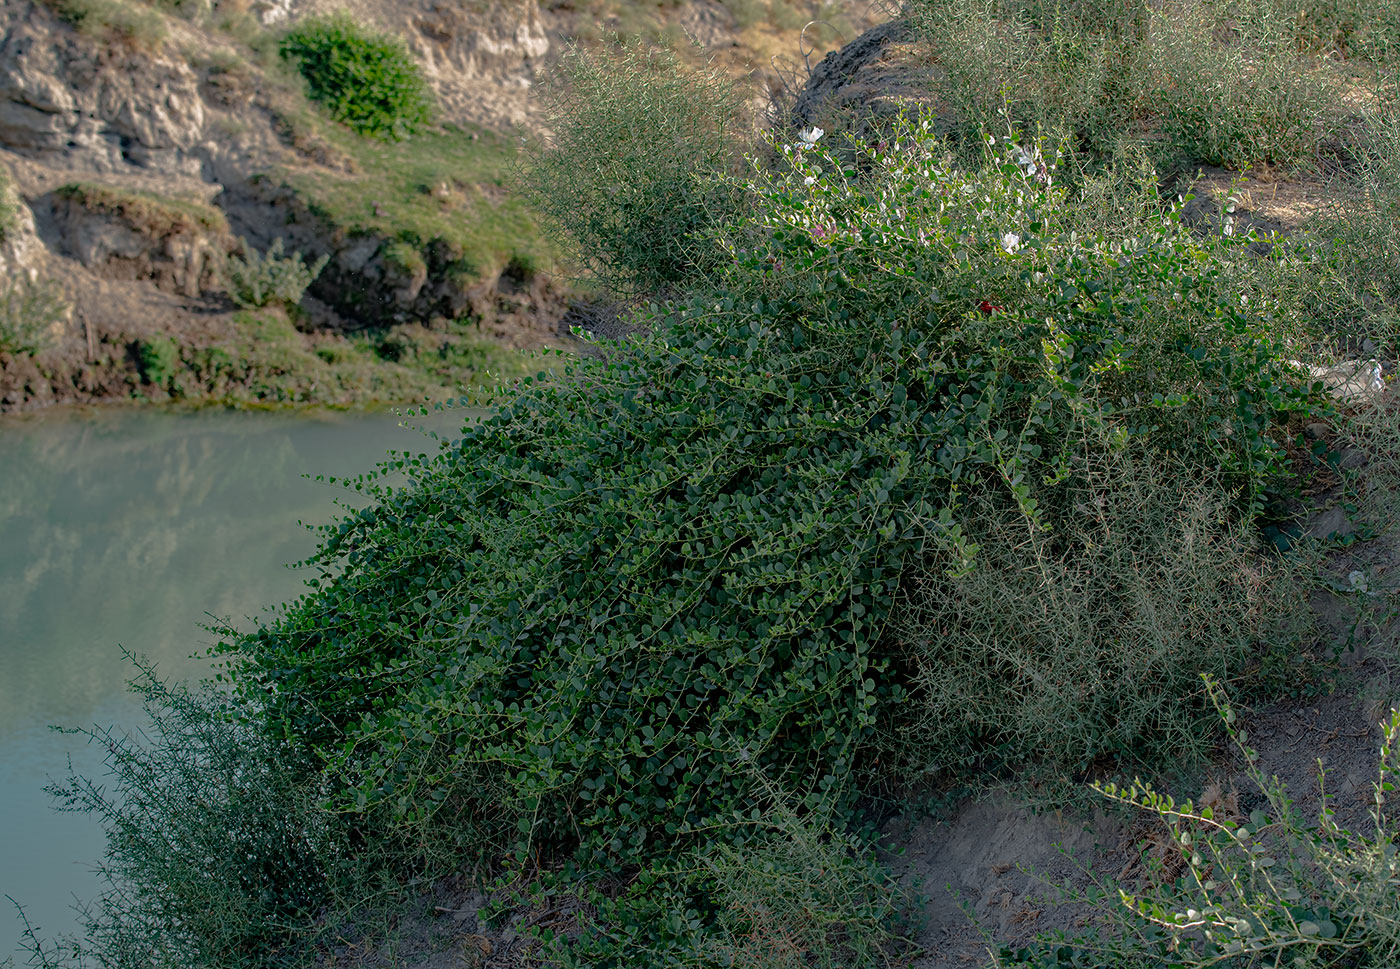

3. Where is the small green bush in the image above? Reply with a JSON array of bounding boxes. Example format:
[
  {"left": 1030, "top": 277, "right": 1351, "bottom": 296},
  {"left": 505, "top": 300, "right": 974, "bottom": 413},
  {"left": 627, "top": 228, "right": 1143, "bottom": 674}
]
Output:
[
  {"left": 520, "top": 38, "right": 747, "bottom": 296},
  {"left": 279, "top": 15, "right": 434, "bottom": 140},
  {"left": 998, "top": 677, "right": 1400, "bottom": 968},
  {"left": 223, "top": 237, "right": 329, "bottom": 309},
  {"left": 43, "top": 661, "right": 350, "bottom": 969},
  {"left": 0, "top": 276, "right": 67, "bottom": 356},
  {"left": 699, "top": 798, "right": 908, "bottom": 969},
  {"left": 895, "top": 453, "right": 1307, "bottom": 776},
  {"left": 561, "top": 793, "right": 910, "bottom": 967},
  {"left": 1147, "top": 0, "right": 1341, "bottom": 170},
  {"left": 136, "top": 335, "right": 180, "bottom": 390}
]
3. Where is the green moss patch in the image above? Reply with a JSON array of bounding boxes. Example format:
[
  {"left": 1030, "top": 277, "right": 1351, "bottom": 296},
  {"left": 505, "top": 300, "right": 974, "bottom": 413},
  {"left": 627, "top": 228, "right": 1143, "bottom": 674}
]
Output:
[
  {"left": 278, "top": 124, "right": 557, "bottom": 288},
  {"left": 146, "top": 309, "right": 541, "bottom": 408}
]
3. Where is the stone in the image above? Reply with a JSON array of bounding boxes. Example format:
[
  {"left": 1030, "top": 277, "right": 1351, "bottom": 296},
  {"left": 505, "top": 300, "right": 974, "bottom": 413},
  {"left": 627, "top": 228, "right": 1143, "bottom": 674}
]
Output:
[
  {"left": 0, "top": 100, "right": 71, "bottom": 151},
  {"left": 1305, "top": 505, "right": 1355, "bottom": 541},
  {"left": 1338, "top": 448, "right": 1369, "bottom": 471},
  {"left": 1290, "top": 358, "right": 1385, "bottom": 403}
]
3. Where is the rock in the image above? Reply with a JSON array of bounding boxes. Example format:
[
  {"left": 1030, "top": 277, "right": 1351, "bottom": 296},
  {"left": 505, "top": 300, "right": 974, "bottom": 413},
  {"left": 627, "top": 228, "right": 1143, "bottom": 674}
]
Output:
[
  {"left": 407, "top": 0, "right": 551, "bottom": 129},
  {"left": 1304, "top": 421, "right": 1330, "bottom": 440},
  {"left": 0, "top": 6, "right": 205, "bottom": 176},
  {"left": 334, "top": 237, "right": 378, "bottom": 273},
  {"left": 678, "top": 0, "right": 739, "bottom": 48},
  {"left": 252, "top": 0, "right": 296, "bottom": 25},
  {"left": 1305, "top": 505, "right": 1355, "bottom": 541},
  {"left": 0, "top": 100, "right": 70, "bottom": 152},
  {"left": 793, "top": 20, "right": 928, "bottom": 130},
  {"left": 0, "top": 179, "right": 46, "bottom": 283},
  {"left": 0, "top": 179, "right": 70, "bottom": 349},
  {"left": 49, "top": 185, "right": 233, "bottom": 298},
  {"left": 1290, "top": 358, "right": 1385, "bottom": 403},
  {"left": 1338, "top": 447, "right": 1369, "bottom": 471}
]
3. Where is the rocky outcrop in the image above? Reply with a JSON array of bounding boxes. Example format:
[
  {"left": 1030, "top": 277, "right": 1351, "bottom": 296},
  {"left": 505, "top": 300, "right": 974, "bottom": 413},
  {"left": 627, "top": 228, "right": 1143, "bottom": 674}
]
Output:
[
  {"left": 792, "top": 19, "right": 929, "bottom": 130},
  {"left": 0, "top": 1, "right": 205, "bottom": 177},
  {"left": 408, "top": 0, "right": 550, "bottom": 130},
  {"left": 0, "top": 175, "right": 45, "bottom": 283},
  {"left": 46, "top": 183, "right": 233, "bottom": 297}
]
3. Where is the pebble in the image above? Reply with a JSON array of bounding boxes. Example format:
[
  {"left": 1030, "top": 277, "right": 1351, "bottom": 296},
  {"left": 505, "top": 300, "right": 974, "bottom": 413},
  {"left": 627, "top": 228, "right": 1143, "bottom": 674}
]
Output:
[{"left": 1339, "top": 448, "right": 1369, "bottom": 470}]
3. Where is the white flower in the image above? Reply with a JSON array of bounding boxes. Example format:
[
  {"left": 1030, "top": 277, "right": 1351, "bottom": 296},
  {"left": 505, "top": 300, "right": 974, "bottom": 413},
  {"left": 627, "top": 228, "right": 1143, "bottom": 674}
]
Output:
[
  {"left": 804, "top": 175, "right": 817, "bottom": 186},
  {"left": 1348, "top": 570, "right": 1370, "bottom": 594},
  {"left": 1000, "top": 232, "right": 1021, "bottom": 253},
  {"left": 798, "top": 127, "right": 824, "bottom": 147}
]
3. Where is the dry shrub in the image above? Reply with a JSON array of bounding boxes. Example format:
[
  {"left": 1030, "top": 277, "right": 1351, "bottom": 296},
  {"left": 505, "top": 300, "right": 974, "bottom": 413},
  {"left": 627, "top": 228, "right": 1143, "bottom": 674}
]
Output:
[{"left": 892, "top": 452, "right": 1310, "bottom": 776}]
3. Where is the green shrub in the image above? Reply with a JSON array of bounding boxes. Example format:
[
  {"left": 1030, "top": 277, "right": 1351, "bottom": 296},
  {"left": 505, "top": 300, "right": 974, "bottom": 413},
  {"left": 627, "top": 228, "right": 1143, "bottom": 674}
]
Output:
[
  {"left": 223, "top": 237, "right": 329, "bottom": 309},
  {"left": 1265, "top": 0, "right": 1400, "bottom": 60},
  {"left": 209, "top": 117, "right": 1324, "bottom": 964},
  {"left": 0, "top": 276, "right": 68, "bottom": 356},
  {"left": 894, "top": 453, "right": 1308, "bottom": 776},
  {"left": 520, "top": 38, "right": 747, "bottom": 296},
  {"left": 136, "top": 335, "right": 180, "bottom": 390},
  {"left": 699, "top": 796, "right": 908, "bottom": 969},
  {"left": 1284, "top": 107, "right": 1400, "bottom": 353},
  {"left": 998, "top": 677, "right": 1400, "bottom": 968},
  {"left": 279, "top": 15, "right": 434, "bottom": 140},
  {"left": 1146, "top": 0, "right": 1341, "bottom": 170},
  {"left": 910, "top": 0, "right": 1153, "bottom": 158},
  {"left": 909, "top": 0, "right": 1342, "bottom": 170},
  {"left": 560, "top": 793, "right": 910, "bottom": 966},
  {"left": 42, "top": 660, "right": 350, "bottom": 969}
]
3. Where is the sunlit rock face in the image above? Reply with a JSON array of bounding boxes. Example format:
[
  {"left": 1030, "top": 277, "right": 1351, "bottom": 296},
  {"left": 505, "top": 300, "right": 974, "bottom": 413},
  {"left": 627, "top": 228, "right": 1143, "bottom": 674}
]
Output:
[
  {"left": 0, "top": 0, "right": 206, "bottom": 177},
  {"left": 408, "top": 0, "right": 551, "bottom": 130},
  {"left": 0, "top": 178, "right": 43, "bottom": 282}
]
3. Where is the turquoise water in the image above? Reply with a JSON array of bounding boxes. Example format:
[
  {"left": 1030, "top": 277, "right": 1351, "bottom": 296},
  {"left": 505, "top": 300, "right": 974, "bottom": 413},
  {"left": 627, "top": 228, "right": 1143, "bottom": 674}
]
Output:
[{"left": 0, "top": 405, "right": 473, "bottom": 961}]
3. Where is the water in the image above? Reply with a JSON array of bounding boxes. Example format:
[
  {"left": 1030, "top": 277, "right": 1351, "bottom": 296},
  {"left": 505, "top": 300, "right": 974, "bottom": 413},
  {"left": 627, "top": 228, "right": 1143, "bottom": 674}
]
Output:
[{"left": 0, "top": 404, "right": 474, "bottom": 961}]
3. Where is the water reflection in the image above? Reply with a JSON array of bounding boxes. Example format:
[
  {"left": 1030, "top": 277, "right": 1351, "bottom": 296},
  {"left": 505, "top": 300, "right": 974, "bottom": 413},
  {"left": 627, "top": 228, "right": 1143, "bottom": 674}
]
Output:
[{"left": 0, "top": 405, "right": 470, "bottom": 959}]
